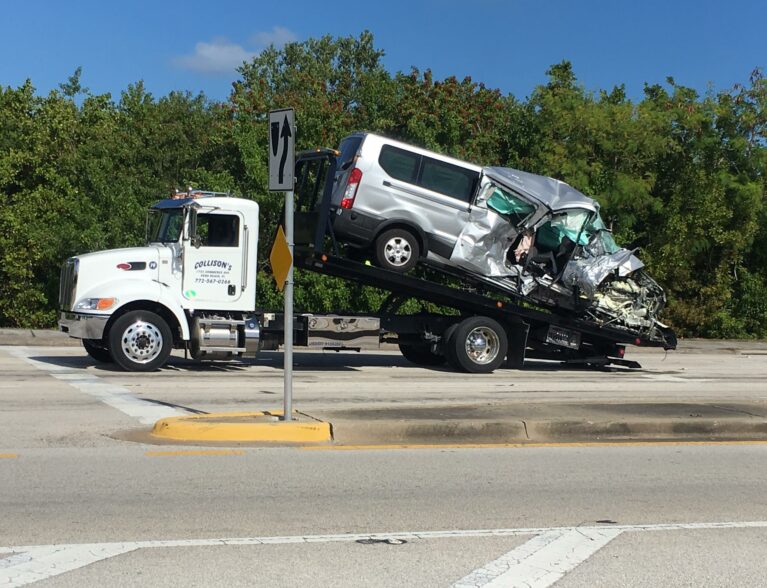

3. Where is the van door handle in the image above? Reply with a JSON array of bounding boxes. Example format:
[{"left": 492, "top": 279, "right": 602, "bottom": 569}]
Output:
[{"left": 383, "top": 180, "right": 392, "bottom": 187}]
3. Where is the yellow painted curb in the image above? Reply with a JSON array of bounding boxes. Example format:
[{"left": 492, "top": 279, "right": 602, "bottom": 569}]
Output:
[{"left": 150, "top": 411, "right": 331, "bottom": 444}]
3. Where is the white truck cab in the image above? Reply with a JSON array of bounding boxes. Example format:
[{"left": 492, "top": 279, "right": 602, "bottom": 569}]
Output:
[{"left": 59, "top": 190, "right": 261, "bottom": 371}]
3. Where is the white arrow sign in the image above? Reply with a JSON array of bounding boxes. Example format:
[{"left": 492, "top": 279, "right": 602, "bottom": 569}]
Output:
[{"left": 268, "top": 108, "right": 295, "bottom": 192}]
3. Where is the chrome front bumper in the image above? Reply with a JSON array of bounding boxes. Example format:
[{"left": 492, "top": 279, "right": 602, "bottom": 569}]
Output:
[{"left": 59, "top": 312, "right": 109, "bottom": 340}]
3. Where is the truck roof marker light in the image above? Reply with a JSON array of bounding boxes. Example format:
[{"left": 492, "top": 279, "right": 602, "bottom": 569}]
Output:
[{"left": 340, "top": 168, "right": 362, "bottom": 210}]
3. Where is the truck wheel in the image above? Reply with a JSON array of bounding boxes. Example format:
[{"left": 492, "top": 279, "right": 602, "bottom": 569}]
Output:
[
  {"left": 374, "top": 228, "right": 420, "bottom": 272},
  {"left": 82, "top": 339, "right": 113, "bottom": 363},
  {"left": 399, "top": 343, "right": 446, "bottom": 366},
  {"left": 108, "top": 310, "right": 172, "bottom": 372},
  {"left": 448, "top": 317, "right": 508, "bottom": 373}
]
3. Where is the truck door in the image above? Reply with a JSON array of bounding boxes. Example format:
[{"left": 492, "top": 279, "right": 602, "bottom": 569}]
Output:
[{"left": 182, "top": 211, "right": 245, "bottom": 304}]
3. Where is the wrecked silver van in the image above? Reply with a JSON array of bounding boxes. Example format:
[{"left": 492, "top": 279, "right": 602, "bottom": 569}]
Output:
[
  {"left": 447, "top": 167, "right": 668, "bottom": 338},
  {"left": 331, "top": 133, "right": 669, "bottom": 340}
]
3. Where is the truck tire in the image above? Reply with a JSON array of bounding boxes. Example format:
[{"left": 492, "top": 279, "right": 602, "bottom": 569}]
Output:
[
  {"left": 374, "top": 228, "right": 420, "bottom": 273},
  {"left": 108, "top": 310, "right": 172, "bottom": 372},
  {"left": 447, "top": 316, "right": 508, "bottom": 373},
  {"left": 82, "top": 339, "right": 113, "bottom": 363},
  {"left": 398, "top": 343, "right": 446, "bottom": 366}
]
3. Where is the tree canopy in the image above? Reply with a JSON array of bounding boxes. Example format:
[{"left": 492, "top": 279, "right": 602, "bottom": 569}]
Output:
[{"left": 1, "top": 32, "right": 766, "bottom": 338}]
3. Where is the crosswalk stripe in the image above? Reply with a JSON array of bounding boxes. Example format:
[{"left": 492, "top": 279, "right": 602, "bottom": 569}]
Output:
[{"left": 452, "top": 527, "right": 623, "bottom": 588}]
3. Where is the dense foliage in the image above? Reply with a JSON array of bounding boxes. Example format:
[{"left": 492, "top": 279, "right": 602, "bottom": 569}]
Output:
[{"left": 2, "top": 33, "right": 766, "bottom": 337}]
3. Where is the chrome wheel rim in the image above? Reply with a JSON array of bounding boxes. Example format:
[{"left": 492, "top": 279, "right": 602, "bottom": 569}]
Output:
[
  {"left": 120, "top": 320, "right": 163, "bottom": 364},
  {"left": 465, "top": 327, "right": 500, "bottom": 365},
  {"left": 384, "top": 237, "right": 412, "bottom": 267}
]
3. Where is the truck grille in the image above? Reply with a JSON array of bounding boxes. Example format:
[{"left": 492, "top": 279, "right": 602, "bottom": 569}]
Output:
[{"left": 59, "top": 258, "right": 78, "bottom": 311}]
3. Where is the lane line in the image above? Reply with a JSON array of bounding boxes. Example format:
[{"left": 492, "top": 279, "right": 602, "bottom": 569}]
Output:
[
  {"left": 0, "top": 454, "right": 19, "bottom": 459},
  {"left": 452, "top": 527, "right": 623, "bottom": 588},
  {"left": 2, "top": 521, "right": 767, "bottom": 586},
  {"left": 145, "top": 449, "right": 245, "bottom": 457},
  {"left": 7, "top": 346, "right": 184, "bottom": 425}
]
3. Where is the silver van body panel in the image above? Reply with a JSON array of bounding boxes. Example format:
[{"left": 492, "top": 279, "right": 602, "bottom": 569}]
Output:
[{"left": 331, "top": 133, "right": 486, "bottom": 259}]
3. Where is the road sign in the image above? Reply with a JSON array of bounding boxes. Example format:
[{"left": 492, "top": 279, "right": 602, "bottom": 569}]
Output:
[
  {"left": 269, "top": 225, "right": 292, "bottom": 292},
  {"left": 268, "top": 108, "right": 295, "bottom": 192}
]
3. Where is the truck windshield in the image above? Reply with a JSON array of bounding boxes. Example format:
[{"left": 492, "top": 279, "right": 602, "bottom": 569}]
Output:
[{"left": 146, "top": 209, "right": 183, "bottom": 244}]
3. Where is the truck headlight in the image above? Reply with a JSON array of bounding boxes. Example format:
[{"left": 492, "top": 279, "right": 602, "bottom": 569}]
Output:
[{"left": 75, "top": 298, "right": 117, "bottom": 311}]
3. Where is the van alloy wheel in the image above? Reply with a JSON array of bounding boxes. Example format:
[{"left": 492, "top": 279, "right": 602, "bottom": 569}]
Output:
[
  {"left": 384, "top": 237, "right": 412, "bottom": 267},
  {"left": 374, "top": 228, "right": 420, "bottom": 273}
]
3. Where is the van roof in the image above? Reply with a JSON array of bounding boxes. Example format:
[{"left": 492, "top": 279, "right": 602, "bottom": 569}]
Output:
[
  {"left": 350, "top": 132, "right": 483, "bottom": 173},
  {"left": 484, "top": 167, "right": 599, "bottom": 213},
  {"left": 344, "top": 132, "right": 598, "bottom": 213}
]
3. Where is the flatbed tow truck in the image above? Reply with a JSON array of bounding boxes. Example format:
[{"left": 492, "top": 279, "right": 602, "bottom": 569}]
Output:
[{"left": 58, "top": 150, "right": 675, "bottom": 373}]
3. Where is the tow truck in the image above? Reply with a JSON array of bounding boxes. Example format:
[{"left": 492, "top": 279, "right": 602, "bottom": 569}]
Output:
[{"left": 58, "top": 151, "right": 676, "bottom": 372}]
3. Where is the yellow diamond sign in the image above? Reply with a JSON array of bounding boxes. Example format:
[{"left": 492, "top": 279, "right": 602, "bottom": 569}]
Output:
[{"left": 269, "top": 225, "right": 293, "bottom": 292}]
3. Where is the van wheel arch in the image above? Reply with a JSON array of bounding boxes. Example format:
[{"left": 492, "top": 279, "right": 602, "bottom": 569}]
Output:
[{"left": 372, "top": 222, "right": 428, "bottom": 259}]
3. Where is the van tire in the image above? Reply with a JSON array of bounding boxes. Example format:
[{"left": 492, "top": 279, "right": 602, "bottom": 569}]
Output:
[
  {"left": 108, "top": 310, "right": 173, "bottom": 372},
  {"left": 448, "top": 316, "right": 508, "bottom": 373},
  {"left": 374, "top": 228, "right": 420, "bottom": 272}
]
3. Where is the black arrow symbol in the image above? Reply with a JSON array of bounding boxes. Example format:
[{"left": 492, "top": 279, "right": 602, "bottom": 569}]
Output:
[
  {"left": 270, "top": 121, "right": 280, "bottom": 157},
  {"left": 278, "top": 115, "right": 292, "bottom": 186}
]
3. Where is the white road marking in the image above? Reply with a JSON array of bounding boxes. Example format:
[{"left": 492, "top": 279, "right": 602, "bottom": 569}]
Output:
[
  {"left": 0, "top": 545, "right": 138, "bottom": 587},
  {"left": 451, "top": 527, "right": 623, "bottom": 588},
  {"left": 5, "top": 346, "right": 184, "bottom": 425},
  {"left": 1, "top": 521, "right": 767, "bottom": 587}
]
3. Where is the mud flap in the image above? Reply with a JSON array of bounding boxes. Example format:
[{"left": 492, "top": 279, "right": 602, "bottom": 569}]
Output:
[{"left": 505, "top": 321, "right": 529, "bottom": 369}]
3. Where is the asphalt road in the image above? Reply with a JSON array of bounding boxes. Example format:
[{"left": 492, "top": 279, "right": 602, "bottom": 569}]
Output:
[{"left": 2, "top": 343, "right": 767, "bottom": 586}]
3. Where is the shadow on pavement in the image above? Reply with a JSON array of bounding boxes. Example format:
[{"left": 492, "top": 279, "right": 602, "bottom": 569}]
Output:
[{"left": 23, "top": 350, "right": 647, "bottom": 375}]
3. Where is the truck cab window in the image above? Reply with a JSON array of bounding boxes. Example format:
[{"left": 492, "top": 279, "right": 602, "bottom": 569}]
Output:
[
  {"left": 147, "top": 209, "right": 183, "bottom": 243},
  {"left": 197, "top": 214, "right": 239, "bottom": 247}
]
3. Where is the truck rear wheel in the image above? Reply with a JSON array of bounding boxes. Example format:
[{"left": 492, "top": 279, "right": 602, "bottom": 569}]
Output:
[
  {"left": 446, "top": 317, "right": 508, "bottom": 373},
  {"left": 82, "top": 339, "right": 113, "bottom": 363},
  {"left": 108, "top": 310, "right": 172, "bottom": 372},
  {"left": 398, "top": 343, "right": 446, "bottom": 366}
]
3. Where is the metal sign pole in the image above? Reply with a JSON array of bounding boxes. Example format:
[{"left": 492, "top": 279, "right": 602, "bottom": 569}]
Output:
[
  {"left": 283, "top": 188, "right": 294, "bottom": 422},
  {"left": 268, "top": 108, "right": 295, "bottom": 423}
]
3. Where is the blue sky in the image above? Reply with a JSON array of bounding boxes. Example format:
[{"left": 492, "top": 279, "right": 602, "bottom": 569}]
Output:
[{"left": 2, "top": 0, "right": 765, "bottom": 102}]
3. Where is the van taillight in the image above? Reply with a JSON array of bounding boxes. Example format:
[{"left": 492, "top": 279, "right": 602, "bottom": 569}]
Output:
[{"left": 340, "top": 168, "right": 362, "bottom": 209}]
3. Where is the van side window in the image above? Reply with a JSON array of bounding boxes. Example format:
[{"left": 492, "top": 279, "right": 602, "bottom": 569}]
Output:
[
  {"left": 379, "top": 145, "right": 420, "bottom": 183},
  {"left": 197, "top": 214, "right": 240, "bottom": 247},
  {"left": 419, "top": 157, "right": 480, "bottom": 202}
]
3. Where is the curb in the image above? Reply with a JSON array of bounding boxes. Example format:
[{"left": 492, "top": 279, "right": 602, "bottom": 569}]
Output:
[
  {"left": 329, "top": 417, "right": 767, "bottom": 446},
  {"left": 150, "top": 411, "right": 332, "bottom": 444}
]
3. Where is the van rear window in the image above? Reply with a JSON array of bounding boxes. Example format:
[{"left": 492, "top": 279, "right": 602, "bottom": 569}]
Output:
[
  {"left": 379, "top": 145, "right": 420, "bottom": 183},
  {"left": 338, "top": 136, "right": 363, "bottom": 170}
]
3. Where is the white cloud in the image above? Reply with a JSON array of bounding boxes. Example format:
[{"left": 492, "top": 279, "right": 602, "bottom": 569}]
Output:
[
  {"left": 251, "top": 26, "right": 298, "bottom": 49},
  {"left": 173, "top": 38, "right": 256, "bottom": 74},
  {"left": 173, "top": 27, "right": 298, "bottom": 75}
]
